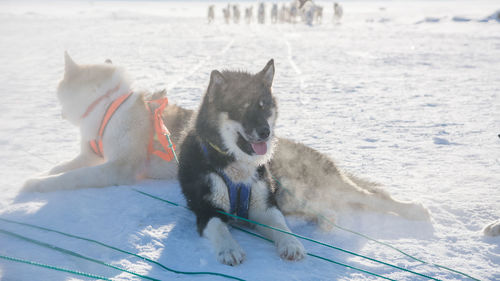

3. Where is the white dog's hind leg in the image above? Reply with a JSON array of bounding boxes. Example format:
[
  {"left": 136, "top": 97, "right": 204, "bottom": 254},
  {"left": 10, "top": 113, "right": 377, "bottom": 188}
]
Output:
[
  {"left": 340, "top": 185, "right": 431, "bottom": 221},
  {"left": 250, "top": 206, "right": 306, "bottom": 261},
  {"left": 48, "top": 152, "right": 102, "bottom": 175},
  {"left": 483, "top": 220, "right": 500, "bottom": 236},
  {"left": 203, "top": 217, "right": 245, "bottom": 266},
  {"left": 22, "top": 158, "right": 141, "bottom": 192}
]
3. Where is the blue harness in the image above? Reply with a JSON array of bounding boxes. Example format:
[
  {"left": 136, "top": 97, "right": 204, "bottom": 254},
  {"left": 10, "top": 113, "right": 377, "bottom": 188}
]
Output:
[{"left": 201, "top": 143, "right": 252, "bottom": 219}]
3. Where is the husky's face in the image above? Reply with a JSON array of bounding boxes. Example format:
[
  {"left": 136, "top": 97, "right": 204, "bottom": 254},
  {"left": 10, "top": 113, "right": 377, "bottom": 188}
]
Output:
[
  {"left": 56, "top": 52, "right": 121, "bottom": 125},
  {"left": 205, "top": 59, "right": 277, "bottom": 163}
]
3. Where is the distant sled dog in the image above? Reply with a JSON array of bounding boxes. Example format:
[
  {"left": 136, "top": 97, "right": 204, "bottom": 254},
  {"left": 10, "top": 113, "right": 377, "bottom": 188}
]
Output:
[
  {"left": 23, "top": 55, "right": 430, "bottom": 234},
  {"left": 178, "top": 60, "right": 306, "bottom": 265}
]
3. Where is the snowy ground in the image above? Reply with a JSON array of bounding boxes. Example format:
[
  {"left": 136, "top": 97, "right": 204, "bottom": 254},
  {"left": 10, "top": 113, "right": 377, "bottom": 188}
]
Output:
[{"left": 1, "top": 0, "right": 499, "bottom": 280}]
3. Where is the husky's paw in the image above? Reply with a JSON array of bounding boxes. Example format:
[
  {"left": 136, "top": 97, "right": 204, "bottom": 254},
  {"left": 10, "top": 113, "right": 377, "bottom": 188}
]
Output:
[
  {"left": 401, "top": 202, "right": 431, "bottom": 221},
  {"left": 277, "top": 238, "right": 306, "bottom": 261},
  {"left": 483, "top": 221, "right": 500, "bottom": 237},
  {"left": 217, "top": 246, "right": 246, "bottom": 266}
]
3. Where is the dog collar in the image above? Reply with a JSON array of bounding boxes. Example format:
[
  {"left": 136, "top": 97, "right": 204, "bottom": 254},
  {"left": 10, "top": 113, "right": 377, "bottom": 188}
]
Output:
[
  {"left": 81, "top": 84, "right": 121, "bottom": 119},
  {"left": 207, "top": 141, "right": 229, "bottom": 156}
]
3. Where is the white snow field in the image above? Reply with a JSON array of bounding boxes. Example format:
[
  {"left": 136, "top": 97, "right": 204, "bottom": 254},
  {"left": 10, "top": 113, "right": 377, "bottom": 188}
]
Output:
[{"left": 1, "top": 0, "right": 499, "bottom": 280}]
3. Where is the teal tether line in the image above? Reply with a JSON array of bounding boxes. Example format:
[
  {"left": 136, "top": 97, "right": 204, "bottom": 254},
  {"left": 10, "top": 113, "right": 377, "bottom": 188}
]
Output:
[
  {"left": 0, "top": 217, "right": 245, "bottom": 281},
  {"left": 0, "top": 228, "right": 160, "bottom": 281},
  {"left": 231, "top": 225, "right": 396, "bottom": 281},
  {"left": 218, "top": 211, "right": 441, "bottom": 281},
  {"left": 134, "top": 189, "right": 429, "bottom": 281},
  {"left": 273, "top": 177, "right": 481, "bottom": 281},
  {"left": 0, "top": 254, "right": 111, "bottom": 280},
  {"left": 166, "top": 134, "right": 179, "bottom": 164}
]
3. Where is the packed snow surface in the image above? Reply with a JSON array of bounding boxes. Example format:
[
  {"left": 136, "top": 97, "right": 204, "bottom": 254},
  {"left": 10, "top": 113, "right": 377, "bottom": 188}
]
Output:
[{"left": 1, "top": 1, "right": 499, "bottom": 280}]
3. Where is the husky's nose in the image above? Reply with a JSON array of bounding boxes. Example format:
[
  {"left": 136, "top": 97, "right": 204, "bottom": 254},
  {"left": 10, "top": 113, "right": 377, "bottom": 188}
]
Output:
[{"left": 256, "top": 125, "right": 270, "bottom": 140}]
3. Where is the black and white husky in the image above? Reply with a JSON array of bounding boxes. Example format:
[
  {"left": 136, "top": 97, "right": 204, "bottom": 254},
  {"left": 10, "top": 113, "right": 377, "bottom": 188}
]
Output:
[{"left": 178, "top": 60, "right": 306, "bottom": 266}]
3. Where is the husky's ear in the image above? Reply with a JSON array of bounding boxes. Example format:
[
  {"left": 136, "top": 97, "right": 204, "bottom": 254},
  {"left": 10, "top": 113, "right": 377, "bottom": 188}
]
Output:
[
  {"left": 259, "top": 59, "right": 275, "bottom": 88},
  {"left": 207, "top": 70, "right": 225, "bottom": 102},
  {"left": 64, "top": 51, "right": 79, "bottom": 78}
]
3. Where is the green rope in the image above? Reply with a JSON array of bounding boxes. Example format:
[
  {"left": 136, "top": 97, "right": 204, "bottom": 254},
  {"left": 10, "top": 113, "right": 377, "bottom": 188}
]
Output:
[
  {"left": 134, "top": 189, "right": 431, "bottom": 280},
  {"left": 0, "top": 228, "right": 159, "bottom": 281},
  {"left": 219, "top": 211, "right": 441, "bottom": 281},
  {"left": 232, "top": 226, "right": 396, "bottom": 281},
  {"left": 318, "top": 214, "right": 481, "bottom": 281},
  {"left": 166, "top": 134, "right": 179, "bottom": 164},
  {"left": 274, "top": 177, "right": 481, "bottom": 281},
  {"left": 0, "top": 217, "right": 245, "bottom": 281},
  {"left": 0, "top": 254, "right": 111, "bottom": 280}
]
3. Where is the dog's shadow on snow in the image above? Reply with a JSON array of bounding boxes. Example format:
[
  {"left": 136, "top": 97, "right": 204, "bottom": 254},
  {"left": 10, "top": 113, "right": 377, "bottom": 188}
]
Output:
[
  {"left": 5, "top": 181, "right": 225, "bottom": 279},
  {"left": 6, "top": 185, "right": 435, "bottom": 280}
]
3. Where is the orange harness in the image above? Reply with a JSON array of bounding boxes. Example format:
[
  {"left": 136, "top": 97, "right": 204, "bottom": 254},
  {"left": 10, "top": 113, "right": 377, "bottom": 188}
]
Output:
[
  {"left": 83, "top": 89, "right": 176, "bottom": 162},
  {"left": 145, "top": 98, "right": 177, "bottom": 162}
]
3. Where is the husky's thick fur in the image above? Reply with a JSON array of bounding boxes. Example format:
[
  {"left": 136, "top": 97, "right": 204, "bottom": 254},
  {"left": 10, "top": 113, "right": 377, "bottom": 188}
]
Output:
[
  {"left": 21, "top": 53, "right": 185, "bottom": 192},
  {"left": 23, "top": 55, "right": 430, "bottom": 235},
  {"left": 272, "top": 138, "right": 430, "bottom": 230},
  {"left": 178, "top": 60, "right": 306, "bottom": 266}
]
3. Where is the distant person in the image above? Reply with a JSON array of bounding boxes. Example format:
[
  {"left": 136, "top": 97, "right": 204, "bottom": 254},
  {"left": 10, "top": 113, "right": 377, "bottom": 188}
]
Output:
[
  {"left": 233, "top": 5, "right": 241, "bottom": 24},
  {"left": 223, "top": 4, "right": 231, "bottom": 24},
  {"left": 207, "top": 5, "right": 215, "bottom": 24},
  {"left": 245, "top": 6, "right": 253, "bottom": 24},
  {"left": 301, "top": 0, "right": 315, "bottom": 26},
  {"left": 290, "top": 2, "right": 298, "bottom": 23},
  {"left": 334, "top": 2, "right": 343, "bottom": 23},
  {"left": 315, "top": 5, "right": 323, "bottom": 24},
  {"left": 279, "top": 4, "right": 289, "bottom": 23},
  {"left": 271, "top": 3, "right": 278, "bottom": 24},
  {"left": 258, "top": 2, "right": 266, "bottom": 24}
]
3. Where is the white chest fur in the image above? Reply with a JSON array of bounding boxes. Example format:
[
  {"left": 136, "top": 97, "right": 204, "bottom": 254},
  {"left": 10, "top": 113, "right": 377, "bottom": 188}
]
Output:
[{"left": 223, "top": 161, "right": 257, "bottom": 184}]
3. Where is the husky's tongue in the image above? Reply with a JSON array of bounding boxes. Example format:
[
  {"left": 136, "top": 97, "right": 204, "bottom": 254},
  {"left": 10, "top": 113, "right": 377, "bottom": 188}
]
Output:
[{"left": 250, "top": 142, "right": 267, "bottom": 155}]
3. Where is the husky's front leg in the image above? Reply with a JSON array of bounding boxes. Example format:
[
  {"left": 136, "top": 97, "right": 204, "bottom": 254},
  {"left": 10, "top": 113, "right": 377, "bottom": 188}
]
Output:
[
  {"left": 200, "top": 174, "right": 246, "bottom": 266},
  {"left": 249, "top": 180, "right": 305, "bottom": 261},
  {"left": 250, "top": 206, "right": 306, "bottom": 261},
  {"left": 203, "top": 217, "right": 246, "bottom": 266}
]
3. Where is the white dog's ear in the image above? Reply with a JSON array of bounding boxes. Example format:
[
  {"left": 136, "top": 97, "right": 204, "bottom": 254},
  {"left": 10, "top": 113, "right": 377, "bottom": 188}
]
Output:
[
  {"left": 207, "top": 70, "right": 225, "bottom": 102},
  {"left": 64, "top": 51, "right": 79, "bottom": 78},
  {"left": 259, "top": 59, "right": 275, "bottom": 88}
]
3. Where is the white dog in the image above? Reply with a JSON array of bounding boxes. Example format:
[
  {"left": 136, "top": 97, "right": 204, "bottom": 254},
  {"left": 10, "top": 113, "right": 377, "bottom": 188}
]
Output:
[{"left": 22, "top": 53, "right": 180, "bottom": 192}]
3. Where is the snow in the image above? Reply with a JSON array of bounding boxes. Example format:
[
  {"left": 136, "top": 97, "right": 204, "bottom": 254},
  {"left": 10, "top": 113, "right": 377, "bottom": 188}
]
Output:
[{"left": 1, "top": 0, "right": 499, "bottom": 280}]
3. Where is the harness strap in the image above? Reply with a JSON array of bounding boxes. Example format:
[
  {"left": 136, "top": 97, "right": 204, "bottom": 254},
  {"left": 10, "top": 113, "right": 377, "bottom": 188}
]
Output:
[
  {"left": 145, "top": 98, "right": 176, "bottom": 162},
  {"left": 89, "top": 92, "right": 133, "bottom": 157},
  {"left": 200, "top": 143, "right": 252, "bottom": 219},
  {"left": 81, "top": 84, "right": 121, "bottom": 119}
]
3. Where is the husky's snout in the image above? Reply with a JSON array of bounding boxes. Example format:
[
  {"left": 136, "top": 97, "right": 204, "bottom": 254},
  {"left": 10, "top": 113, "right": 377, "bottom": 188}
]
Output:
[
  {"left": 241, "top": 122, "right": 271, "bottom": 156},
  {"left": 256, "top": 124, "right": 270, "bottom": 140}
]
